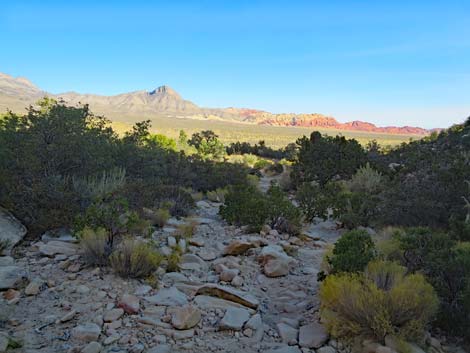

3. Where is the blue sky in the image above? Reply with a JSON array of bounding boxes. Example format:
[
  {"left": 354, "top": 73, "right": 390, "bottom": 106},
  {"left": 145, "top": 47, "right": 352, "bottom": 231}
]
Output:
[{"left": 1, "top": 0, "right": 469, "bottom": 128}]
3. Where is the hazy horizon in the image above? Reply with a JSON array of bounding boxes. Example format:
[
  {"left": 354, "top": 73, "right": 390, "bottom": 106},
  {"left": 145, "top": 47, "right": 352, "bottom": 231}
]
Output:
[{"left": 1, "top": 1, "right": 469, "bottom": 128}]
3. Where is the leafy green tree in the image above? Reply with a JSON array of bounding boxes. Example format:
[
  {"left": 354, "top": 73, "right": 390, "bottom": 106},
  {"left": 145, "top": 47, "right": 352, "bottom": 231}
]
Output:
[
  {"left": 189, "top": 130, "right": 226, "bottom": 160},
  {"left": 292, "top": 131, "right": 367, "bottom": 187}
]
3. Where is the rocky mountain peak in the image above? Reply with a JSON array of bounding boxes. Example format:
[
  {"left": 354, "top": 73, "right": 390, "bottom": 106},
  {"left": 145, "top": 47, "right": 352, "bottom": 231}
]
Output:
[{"left": 150, "top": 85, "right": 181, "bottom": 98}]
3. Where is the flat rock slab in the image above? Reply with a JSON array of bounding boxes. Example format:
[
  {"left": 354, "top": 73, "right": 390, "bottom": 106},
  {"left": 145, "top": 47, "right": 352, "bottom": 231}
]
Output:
[
  {"left": 219, "top": 307, "right": 251, "bottom": 330},
  {"left": 0, "top": 207, "right": 27, "bottom": 253},
  {"left": 298, "top": 322, "right": 328, "bottom": 349},
  {"left": 71, "top": 323, "right": 101, "bottom": 342},
  {"left": 0, "top": 265, "right": 27, "bottom": 289},
  {"left": 195, "top": 284, "right": 259, "bottom": 309},
  {"left": 193, "top": 295, "right": 256, "bottom": 314},
  {"left": 37, "top": 240, "right": 79, "bottom": 257},
  {"left": 145, "top": 287, "right": 188, "bottom": 306}
]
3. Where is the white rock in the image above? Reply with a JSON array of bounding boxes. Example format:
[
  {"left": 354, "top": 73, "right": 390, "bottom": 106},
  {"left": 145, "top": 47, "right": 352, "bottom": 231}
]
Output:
[
  {"left": 72, "top": 323, "right": 101, "bottom": 342},
  {"left": 277, "top": 322, "right": 298, "bottom": 345},
  {"left": 145, "top": 287, "right": 188, "bottom": 306},
  {"left": 0, "top": 207, "right": 27, "bottom": 254},
  {"left": 298, "top": 322, "right": 328, "bottom": 349},
  {"left": 219, "top": 307, "right": 250, "bottom": 330},
  {"left": 170, "top": 305, "right": 201, "bottom": 330},
  {"left": 38, "top": 240, "right": 78, "bottom": 256},
  {"left": 0, "top": 266, "right": 27, "bottom": 290},
  {"left": 103, "top": 308, "right": 124, "bottom": 322},
  {"left": 81, "top": 341, "right": 102, "bottom": 353}
]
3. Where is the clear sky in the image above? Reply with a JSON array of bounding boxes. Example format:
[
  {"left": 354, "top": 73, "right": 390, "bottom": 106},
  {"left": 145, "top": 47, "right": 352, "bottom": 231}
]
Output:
[{"left": 1, "top": 0, "right": 469, "bottom": 128}]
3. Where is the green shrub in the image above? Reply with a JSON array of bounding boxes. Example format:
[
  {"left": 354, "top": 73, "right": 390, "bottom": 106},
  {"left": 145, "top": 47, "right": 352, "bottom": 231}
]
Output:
[
  {"left": 79, "top": 227, "right": 111, "bottom": 266},
  {"left": 344, "top": 163, "right": 384, "bottom": 194},
  {"left": 151, "top": 208, "right": 171, "bottom": 228},
  {"left": 292, "top": 131, "right": 367, "bottom": 187},
  {"left": 166, "top": 247, "right": 182, "bottom": 272},
  {"left": 110, "top": 239, "right": 163, "bottom": 278},
  {"left": 220, "top": 184, "right": 301, "bottom": 235},
  {"left": 266, "top": 185, "right": 302, "bottom": 235},
  {"left": 206, "top": 187, "right": 228, "bottom": 203},
  {"left": 296, "top": 182, "right": 340, "bottom": 221},
  {"left": 397, "top": 228, "right": 470, "bottom": 339},
  {"left": 253, "top": 158, "right": 272, "bottom": 170},
  {"left": 320, "top": 261, "right": 438, "bottom": 343},
  {"left": 174, "top": 220, "right": 198, "bottom": 239},
  {"left": 220, "top": 184, "right": 269, "bottom": 232},
  {"left": 327, "top": 229, "right": 376, "bottom": 275}
]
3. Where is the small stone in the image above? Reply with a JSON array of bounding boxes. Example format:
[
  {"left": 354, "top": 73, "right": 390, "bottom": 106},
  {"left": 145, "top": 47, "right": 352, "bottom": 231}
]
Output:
[
  {"left": 277, "top": 322, "right": 298, "bottom": 345},
  {"left": 118, "top": 294, "right": 140, "bottom": 314},
  {"left": 104, "top": 308, "right": 124, "bottom": 322},
  {"left": 81, "top": 341, "right": 102, "bottom": 353},
  {"left": 3, "top": 289, "right": 20, "bottom": 301},
  {"left": 245, "top": 314, "right": 263, "bottom": 331},
  {"left": 219, "top": 307, "right": 250, "bottom": 330},
  {"left": 58, "top": 309, "right": 77, "bottom": 323},
  {"left": 103, "top": 335, "right": 120, "bottom": 345},
  {"left": 167, "top": 236, "right": 177, "bottom": 248},
  {"left": 172, "top": 329, "right": 195, "bottom": 340},
  {"left": 25, "top": 280, "right": 42, "bottom": 295},
  {"left": 134, "top": 285, "right": 152, "bottom": 296},
  {"left": 223, "top": 240, "right": 256, "bottom": 256},
  {"left": 76, "top": 285, "right": 90, "bottom": 294},
  {"left": 219, "top": 268, "right": 239, "bottom": 282},
  {"left": 298, "top": 322, "right": 328, "bottom": 349},
  {"left": 170, "top": 305, "right": 201, "bottom": 330},
  {"left": 72, "top": 323, "right": 101, "bottom": 342},
  {"left": 231, "top": 275, "right": 243, "bottom": 287}
]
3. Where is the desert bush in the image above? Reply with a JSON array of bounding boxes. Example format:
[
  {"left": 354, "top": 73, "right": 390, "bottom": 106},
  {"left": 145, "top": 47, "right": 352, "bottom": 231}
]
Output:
[
  {"left": 174, "top": 220, "right": 198, "bottom": 239},
  {"left": 72, "top": 168, "right": 126, "bottom": 202},
  {"left": 74, "top": 196, "right": 131, "bottom": 244},
  {"left": 206, "top": 187, "right": 228, "bottom": 203},
  {"left": 220, "top": 184, "right": 301, "bottom": 234},
  {"left": 166, "top": 246, "right": 183, "bottom": 272},
  {"left": 151, "top": 208, "right": 171, "bottom": 228},
  {"left": 110, "top": 239, "right": 163, "bottom": 278},
  {"left": 344, "top": 163, "right": 384, "bottom": 194},
  {"left": 79, "top": 227, "right": 111, "bottom": 266},
  {"left": 266, "top": 185, "right": 302, "bottom": 235},
  {"left": 397, "top": 228, "right": 470, "bottom": 339},
  {"left": 190, "top": 191, "right": 204, "bottom": 202},
  {"left": 296, "top": 182, "right": 340, "bottom": 221},
  {"left": 326, "top": 229, "right": 376, "bottom": 275},
  {"left": 253, "top": 158, "right": 272, "bottom": 170},
  {"left": 220, "top": 184, "right": 269, "bottom": 232},
  {"left": 375, "top": 227, "right": 405, "bottom": 263},
  {"left": 320, "top": 260, "right": 438, "bottom": 343}
]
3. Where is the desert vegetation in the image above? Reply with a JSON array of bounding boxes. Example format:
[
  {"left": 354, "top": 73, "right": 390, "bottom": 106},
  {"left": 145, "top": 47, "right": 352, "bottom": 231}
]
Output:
[{"left": 0, "top": 98, "right": 468, "bottom": 353}]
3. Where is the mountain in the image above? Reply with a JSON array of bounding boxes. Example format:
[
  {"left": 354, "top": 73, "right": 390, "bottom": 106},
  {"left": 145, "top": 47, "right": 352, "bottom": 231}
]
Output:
[{"left": 0, "top": 72, "right": 431, "bottom": 135}]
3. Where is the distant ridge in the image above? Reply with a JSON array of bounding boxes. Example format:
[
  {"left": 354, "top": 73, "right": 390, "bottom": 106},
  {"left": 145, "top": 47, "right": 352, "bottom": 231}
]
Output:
[{"left": 0, "top": 72, "right": 431, "bottom": 135}]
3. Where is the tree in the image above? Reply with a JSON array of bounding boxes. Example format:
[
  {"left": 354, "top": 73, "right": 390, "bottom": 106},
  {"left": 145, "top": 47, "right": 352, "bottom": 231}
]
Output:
[{"left": 292, "top": 131, "right": 367, "bottom": 187}]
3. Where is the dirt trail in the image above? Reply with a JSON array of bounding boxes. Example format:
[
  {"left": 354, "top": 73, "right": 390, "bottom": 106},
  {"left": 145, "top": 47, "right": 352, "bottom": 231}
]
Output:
[{"left": 0, "top": 174, "right": 342, "bottom": 353}]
